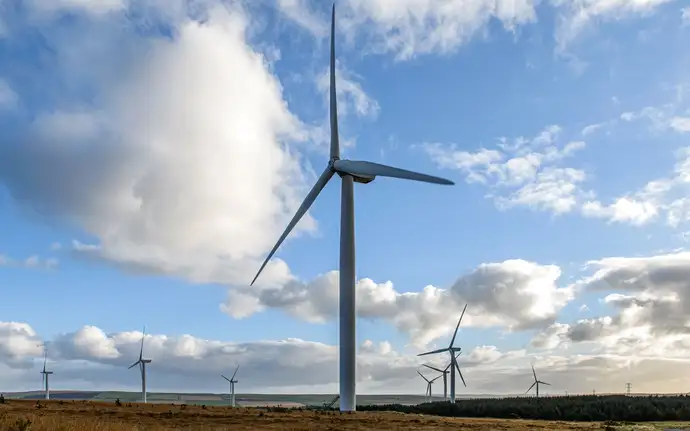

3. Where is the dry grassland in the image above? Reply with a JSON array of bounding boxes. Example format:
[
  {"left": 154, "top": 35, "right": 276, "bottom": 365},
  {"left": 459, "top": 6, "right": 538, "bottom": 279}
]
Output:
[{"left": 0, "top": 399, "right": 607, "bottom": 430}]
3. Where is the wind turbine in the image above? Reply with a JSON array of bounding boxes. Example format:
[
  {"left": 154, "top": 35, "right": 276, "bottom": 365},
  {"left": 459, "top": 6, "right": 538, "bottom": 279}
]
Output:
[
  {"left": 416, "top": 370, "right": 441, "bottom": 403},
  {"left": 221, "top": 365, "right": 239, "bottom": 407},
  {"left": 249, "top": 4, "right": 455, "bottom": 413},
  {"left": 40, "top": 345, "right": 53, "bottom": 400},
  {"left": 417, "top": 304, "right": 468, "bottom": 403},
  {"left": 525, "top": 365, "right": 550, "bottom": 398},
  {"left": 128, "top": 326, "right": 152, "bottom": 403},
  {"left": 423, "top": 352, "right": 460, "bottom": 402}
]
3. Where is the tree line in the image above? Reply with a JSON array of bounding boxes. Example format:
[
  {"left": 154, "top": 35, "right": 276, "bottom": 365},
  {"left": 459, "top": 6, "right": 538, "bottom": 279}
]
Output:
[{"left": 357, "top": 395, "right": 690, "bottom": 422}]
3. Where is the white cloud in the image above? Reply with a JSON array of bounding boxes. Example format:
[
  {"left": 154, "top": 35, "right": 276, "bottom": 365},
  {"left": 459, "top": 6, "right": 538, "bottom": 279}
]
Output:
[
  {"left": 552, "top": 0, "right": 677, "bottom": 50},
  {"left": 424, "top": 125, "right": 590, "bottom": 215},
  {"left": 581, "top": 146, "right": 690, "bottom": 227},
  {"left": 316, "top": 64, "right": 379, "bottom": 120},
  {"left": 0, "top": 78, "right": 18, "bottom": 110},
  {"left": 341, "top": 0, "right": 539, "bottom": 60},
  {"left": 580, "top": 122, "right": 605, "bottom": 136},
  {"left": 682, "top": 6, "right": 690, "bottom": 25},
  {"left": 0, "top": 253, "right": 58, "bottom": 269},
  {"left": 224, "top": 259, "right": 575, "bottom": 346},
  {"left": 4, "top": 320, "right": 690, "bottom": 394},
  {"left": 0, "top": 2, "right": 324, "bottom": 289},
  {"left": 669, "top": 116, "right": 690, "bottom": 132},
  {"left": 276, "top": 0, "right": 328, "bottom": 37}
]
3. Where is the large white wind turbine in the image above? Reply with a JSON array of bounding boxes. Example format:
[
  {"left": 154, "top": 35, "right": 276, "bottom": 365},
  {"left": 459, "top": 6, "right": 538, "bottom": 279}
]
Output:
[
  {"left": 416, "top": 370, "right": 441, "bottom": 403},
  {"left": 40, "top": 345, "right": 53, "bottom": 400},
  {"left": 250, "top": 4, "right": 455, "bottom": 413},
  {"left": 417, "top": 304, "right": 468, "bottom": 403},
  {"left": 423, "top": 352, "right": 460, "bottom": 402},
  {"left": 526, "top": 365, "right": 550, "bottom": 398},
  {"left": 128, "top": 327, "right": 152, "bottom": 403},
  {"left": 221, "top": 365, "right": 240, "bottom": 407}
]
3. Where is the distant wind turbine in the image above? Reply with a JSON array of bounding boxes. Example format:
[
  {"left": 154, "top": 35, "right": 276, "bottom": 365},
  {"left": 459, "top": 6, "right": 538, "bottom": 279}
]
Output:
[
  {"left": 221, "top": 365, "right": 239, "bottom": 407},
  {"left": 423, "top": 352, "right": 460, "bottom": 402},
  {"left": 416, "top": 370, "right": 441, "bottom": 403},
  {"left": 526, "top": 365, "right": 550, "bottom": 398},
  {"left": 40, "top": 345, "right": 53, "bottom": 400},
  {"left": 249, "top": 3, "right": 455, "bottom": 413},
  {"left": 417, "top": 304, "right": 468, "bottom": 403},
  {"left": 128, "top": 326, "right": 152, "bottom": 403}
]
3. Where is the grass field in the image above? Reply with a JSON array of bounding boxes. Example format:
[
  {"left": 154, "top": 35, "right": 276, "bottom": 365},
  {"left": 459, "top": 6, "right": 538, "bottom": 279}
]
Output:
[{"left": 2, "top": 400, "right": 689, "bottom": 430}]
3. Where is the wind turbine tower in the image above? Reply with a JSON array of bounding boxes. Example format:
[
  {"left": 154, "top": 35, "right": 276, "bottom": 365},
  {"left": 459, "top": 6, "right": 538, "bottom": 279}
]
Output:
[
  {"left": 418, "top": 304, "right": 468, "bottom": 403},
  {"left": 416, "top": 370, "right": 441, "bottom": 403},
  {"left": 128, "top": 327, "right": 152, "bottom": 403},
  {"left": 40, "top": 346, "right": 53, "bottom": 400},
  {"left": 423, "top": 353, "right": 460, "bottom": 402},
  {"left": 249, "top": 4, "right": 455, "bottom": 412},
  {"left": 525, "top": 365, "right": 550, "bottom": 398},
  {"left": 221, "top": 365, "right": 240, "bottom": 407}
]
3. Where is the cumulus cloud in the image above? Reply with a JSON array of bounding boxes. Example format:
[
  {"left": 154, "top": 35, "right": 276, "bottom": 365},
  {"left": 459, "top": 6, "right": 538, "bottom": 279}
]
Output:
[
  {"left": 3, "top": 321, "right": 690, "bottom": 395},
  {"left": 225, "top": 259, "right": 575, "bottom": 346},
  {"left": 582, "top": 146, "right": 690, "bottom": 227},
  {"left": 0, "top": 1, "right": 325, "bottom": 288},
  {"left": 424, "top": 125, "right": 590, "bottom": 215},
  {"left": 536, "top": 252, "right": 690, "bottom": 361}
]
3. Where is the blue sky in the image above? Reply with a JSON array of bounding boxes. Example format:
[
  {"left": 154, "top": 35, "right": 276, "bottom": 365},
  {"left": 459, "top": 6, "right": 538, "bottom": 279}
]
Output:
[{"left": 1, "top": 0, "right": 690, "bottom": 396}]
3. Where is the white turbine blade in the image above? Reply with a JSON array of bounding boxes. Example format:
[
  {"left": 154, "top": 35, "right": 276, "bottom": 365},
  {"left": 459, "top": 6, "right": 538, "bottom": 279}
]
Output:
[
  {"left": 416, "top": 370, "right": 430, "bottom": 383},
  {"left": 221, "top": 374, "right": 230, "bottom": 382},
  {"left": 449, "top": 304, "right": 467, "bottom": 348},
  {"left": 42, "top": 350, "right": 47, "bottom": 372},
  {"left": 539, "top": 381, "right": 551, "bottom": 386},
  {"left": 526, "top": 382, "right": 536, "bottom": 394},
  {"left": 231, "top": 365, "right": 240, "bottom": 380},
  {"left": 329, "top": 3, "right": 339, "bottom": 160},
  {"left": 417, "top": 347, "right": 448, "bottom": 357},
  {"left": 454, "top": 361, "right": 467, "bottom": 387},
  {"left": 333, "top": 160, "right": 454, "bottom": 185},
  {"left": 250, "top": 167, "right": 335, "bottom": 286},
  {"left": 139, "top": 326, "right": 146, "bottom": 360},
  {"left": 423, "top": 364, "right": 445, "bottom": 373},
  {"left": 430, "top": 375, "right": 442, "bottom": 383},
  {"left": 532, "top": 365, "right": 537, "bottom": 382},
  {"left": 128, "top": 360, "right": 141, "bottom": 370}
]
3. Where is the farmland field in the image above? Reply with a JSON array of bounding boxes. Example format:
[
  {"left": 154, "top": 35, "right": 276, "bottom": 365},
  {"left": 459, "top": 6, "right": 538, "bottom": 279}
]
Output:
[{"left": 2, "top": 399, "right": 689, "bottom": 430}]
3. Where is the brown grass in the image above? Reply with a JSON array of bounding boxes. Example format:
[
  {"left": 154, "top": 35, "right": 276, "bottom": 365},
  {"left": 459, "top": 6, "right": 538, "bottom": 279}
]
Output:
[{"left": 0, "top": 399, "right": 604, "bottom": 430}]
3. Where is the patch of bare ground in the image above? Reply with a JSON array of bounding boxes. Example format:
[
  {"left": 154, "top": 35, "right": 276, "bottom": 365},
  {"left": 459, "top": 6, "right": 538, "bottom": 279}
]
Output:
[{"left": 0, "top": 399, "right": 604, "bottom": 430}]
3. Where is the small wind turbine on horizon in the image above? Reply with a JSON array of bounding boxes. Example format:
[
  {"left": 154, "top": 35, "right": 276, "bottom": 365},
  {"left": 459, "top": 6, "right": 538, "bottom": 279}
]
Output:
[
  {"left": 128, "top": 326, "right": 152, "bottom": 403},
  {"left": 525, "top": 365, "right": 550, "bottom": 398},
  {"left": 221, "top": 365, "right": 239, "bottom": 407},
  {"left": 249, "top": 3, "right": 455, "bottom": 413},
  {"left": 416, "top": 370, "right": 441, "bottom": 403},
  {"left": 39, "top": 344, "right": 53, "bottom": 400},
  {"left": 418, "top": 304, "right": 468, "bottom": 403},
  {"left": 423, "top": 352, "right": 460, "bottom": 402}
]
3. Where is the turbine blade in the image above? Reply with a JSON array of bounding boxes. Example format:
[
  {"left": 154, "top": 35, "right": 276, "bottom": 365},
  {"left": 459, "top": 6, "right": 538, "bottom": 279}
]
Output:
[
  {"left": 128, "top": 360, "right": 140, "bottom": 370},
  {"left": 231, "top": 365, "right": 240, "bottom": 380},
  {"left": 221, "top": 374, "right": 230, "bottom": 382},
  {"left": 329, "top": 3, "right": 339, "bottom": 160},
  {"left": 333, "top": 160, "right": 454, "bottom": 185},
  {"left": 454, "top": 361, "right": 467, "bottom": 387},
  {"left": 449, "top": 304, "right": 467, "bottom": 348},
  {"left": 416, "top": 370, "right": 430, "bottom": 383},
  {"left": 430, "top": 375, "right": 441, "bottom": 383},
  {"left": 42, "top": 350, "right": 47, "bottom": 372},
  {"left": 423, "top": 364, "right": 444, "bottom": 373},
  {"left": 539, "top": 381, "right": 551, "bottom": 386},
  {"left": 526, "top": 382, "right": 536, "bottom": 394},
  {"left": 417, "top": 347, "right": 448, "bottom": 357},
  {"left": 139, "top": 326, "right": 146, "bottom": 360},
  {"left": 532, "top": 365, "right": 537, "bottom": 382},
  {"left": 250, "top": 167, "right": 334, "bottom": 286}
]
